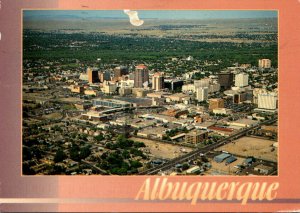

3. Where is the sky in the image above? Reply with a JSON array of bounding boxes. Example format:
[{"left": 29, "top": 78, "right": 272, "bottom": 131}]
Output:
[{"left": 24, "top": 10, "right": 278, "bottom": 20}]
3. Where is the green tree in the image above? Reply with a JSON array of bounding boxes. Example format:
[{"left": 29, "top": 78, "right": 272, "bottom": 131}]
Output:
[
  {"left": 80, "top": 146, "right": 91, "bottom": 159},
  {"left": 54, "top": 149, "right": 67, "bottom": 163},
  {"left": 94, "top": 134, "right": 104, "bottom": 142}
]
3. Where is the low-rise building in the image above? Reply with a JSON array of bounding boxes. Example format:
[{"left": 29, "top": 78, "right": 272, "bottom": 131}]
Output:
[
  {"left": 137, "top": 126, "right": 168, "bottom": 139},
  {"left": 166, "top": 93, "right": 191, "bottom": 103},
  {"left": 93, "top": 98, "right": 133, "bottom": 108},
  {"left": 213, "top": 108, "right": 232, "bottom": 115},
  {"left": 254, "top": 164, "right": 274, "bottom": 175},
  {"left": 70, "top": 85, "right": 84, "bottom": 94},
  {"left": 102, "top": 81, "right": 117, "bottom": 94},
  {"left": 227, "top": 118, "right": 259, "bottom": 128},
  {"left": 209, "top": 98, "right": 224, "bottom": 110},
  {"left": 185, "top": 129, "right": 208, "bottom": 143},
  {"left": 81, "top": 111, "right": 108, "bottom": 122}
]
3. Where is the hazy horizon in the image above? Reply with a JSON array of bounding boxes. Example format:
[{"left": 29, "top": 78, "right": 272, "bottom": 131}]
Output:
[{"left": 24, "top": 10, "right": 278, "bottom": 21}]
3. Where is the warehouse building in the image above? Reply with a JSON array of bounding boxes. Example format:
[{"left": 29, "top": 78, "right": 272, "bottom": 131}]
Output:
[{"left": 214, "top": 153, "right": 231, "bottom": 163}]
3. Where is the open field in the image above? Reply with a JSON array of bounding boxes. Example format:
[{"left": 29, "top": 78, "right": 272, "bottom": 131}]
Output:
[
  {"left": 131, "top": 137, "right": 193, "bottom": 159},
  {"left": 216, "top": 136, "right": 277, "bottom": 162}
]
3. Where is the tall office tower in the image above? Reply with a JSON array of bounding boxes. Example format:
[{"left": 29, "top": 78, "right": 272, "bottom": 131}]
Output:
[
  {"left": 164, "top": 79, "right": 184, "bottom": 92},
  {"left": 87, "top": 67, "right": 100, "bottom": 83},
  {"left": 134, "top": 64, "right": 149, "bottom": 88},
  {"left": 235, "top": 73, "right": 249, "bottom": 87},
  {"left": 152, "top": 72, "right": 164, "bottom": 91},
  {"left": 218, "top": 73, "right": 233, "bottom": 90},
  {"left": 99, "top": 70, "right": 111, "bottom": 82},
  {"left": 196, "top": 87, "right": 209, "bottom": 102},
  {"left": 253, "top": 88, "right": 267, "bottom": 104},
  {"left": 113, "top": 66, "right": 128, "bottom": 78},
  {"left": 209, "top": 98, "right": 224, "bottom": 110},
  {"left": 258, "top": 93, "right": 278, "bottom": 110},
  {"left": 258, "top": 59, "right": 272, "bottom": 68}
]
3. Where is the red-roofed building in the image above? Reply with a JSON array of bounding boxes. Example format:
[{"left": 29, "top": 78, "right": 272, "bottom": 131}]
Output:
[{"left": 208, "top": 126, "right": 234, "bottom": 136}]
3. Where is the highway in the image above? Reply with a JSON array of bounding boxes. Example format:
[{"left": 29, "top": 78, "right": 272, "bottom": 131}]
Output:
[{"left": 139, "top": 117, "right": 277, "bottom": 175}]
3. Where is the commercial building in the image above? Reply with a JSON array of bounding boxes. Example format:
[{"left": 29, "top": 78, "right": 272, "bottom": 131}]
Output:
[
  {"left": 134, "top": 64, "right": 149, "bottom": 88},
  {"left": 87, "top": 68, "right": 100, "bottom": 84},
  {"left": 257, "top": 92, "right": 278, "bottom": 110},
  {"left": 99, "top": 70, "right": 111, "bottom": 82},
  {"left": 196, "top": 87, "right": 208, "bottom": 102},
  {"left": 119, "top": 87, "right": 132, "bottom": 96},
  {"left": 137, "top": 127, "right": 167, "bottom": 139},
  {"left": 253, "top": 88, "right": 267, "bottom": 105},
  {"left": 93, "top": 98, "right": 132, "bottom": 108},
  {"left": 84, "top": 89, "right": 97, "bottom": 96},
  {"left": 102, "top": 81, "right": 117, "bottom": 94},
  {"left": 233, "top": 92, "right": 249, "bottom": 104},
  {"left": 70, "top": 85, "right": 84, "bottom": 94},
  {"left": 258, "top": 59, "right": 271, "bottom": 68},
  {"left": 186, "top": 166, "right": 201, "bottom": 174},
  {"left": 253, "top": 164, "right": 274, "bottom": 175},
  {"left": 166, "top": 93, "right": 191, "bottom": 103},
  {"left": 81, "top": 111, "right": 108, "bottom": 122},
  {"left": 218, "top": 72, "right": 233, "bottom": 90},
  {"left": 227, "top": 118, "right": 259, "bottom": 128},
  {"left": 209, "top": 98, "right": 224, "bottom": 110},
  {"left": 212, "top": 108, "right": 232, "bottom": 115},
  {"left": 208, "top": 126, "right": 234, "bottom": 136},
  {"left": 74, "top": 102, "right": 93, "bottom": 110},
  {"left": 161, "top": 109, "right": 188, "bottom": 118},
  {"left": 113, "top": 66, "right": 128, "bottom": 78},
  {"left": 235, "top": 73, "right": 249, "bottom": 87},
  {"left": 194, "top": 78, "right": 211, "bottom": 88},
  {"left": 185, "top": 130, "right": 208, "bottom": 143},
  {"left": 214, "top": 153, "right": 231, "bottom": 163},
  {"left": 164, "top": 79, "right": 184, "bottom": 92},
  {"left": 182, "top": 84, "right": 196, "bottom": 93},
  {"left": 208, "top": 83, "right": 221, "bottom": 93},
  {"left": 152, "top": 72, "right": 164, "bottom": 91}
]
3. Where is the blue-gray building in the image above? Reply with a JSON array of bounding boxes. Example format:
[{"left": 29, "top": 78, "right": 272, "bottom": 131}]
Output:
[{"left": 93, "top": 98, "right": 132, "bottom": 108}]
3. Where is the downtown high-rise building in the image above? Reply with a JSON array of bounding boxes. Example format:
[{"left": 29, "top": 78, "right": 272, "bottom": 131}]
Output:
[
  {"left": 258, "top": 59, "right": 271, "bottom": 68},
  {"left": 235, "top": 73, "right": 249, "bottom": 87},
  {"left": 218, "top": 72, "right": 233, "bottom": 90},
  {"left": 196, "top": 87, "right": 209, "bottom": 102},
  {"left": 258, "top": 93, "right": 277, "bottom": 110},
  {"left": 152, "top": 72, "right": 164, "bottom": 91},
  {"left": 113, "top": 66, "right": 128, "bottom": 78},
  {"left": 134, "top": 64, "right": 149, "bottom": 88},
  {"left": 87, "top": 67, "right": 100, "bottom": 84}
]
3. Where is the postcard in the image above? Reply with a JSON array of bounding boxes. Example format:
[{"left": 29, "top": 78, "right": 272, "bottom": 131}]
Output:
[{"left": 0, "top": 0, "right": 300, "bottom": 212}]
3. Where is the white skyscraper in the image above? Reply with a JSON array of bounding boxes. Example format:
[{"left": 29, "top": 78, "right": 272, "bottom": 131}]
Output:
[
  {"left": 196, "top": 87, "right": 209, "bottom": 102},
  {"left": 258, "top": 93, "right": 278, "bottom": 110},
  {"left": 235, "top": 73, "right": 249, "bottom": 87},
  {"left": 152, "top": 72, "right": 164, "bottom": 91}
]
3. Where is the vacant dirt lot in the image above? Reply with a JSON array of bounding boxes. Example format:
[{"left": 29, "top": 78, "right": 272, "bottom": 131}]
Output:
[
  {"left": 216, "top": 136, "right": 277, "bottom": 162},
  {"left": 131, "top": 137, "right": 193, "bottom": 159}
]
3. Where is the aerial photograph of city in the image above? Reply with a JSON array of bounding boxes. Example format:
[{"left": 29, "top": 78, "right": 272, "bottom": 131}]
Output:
[{"left": 22, "top": 10, "right": 278, "bottom": 176}]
